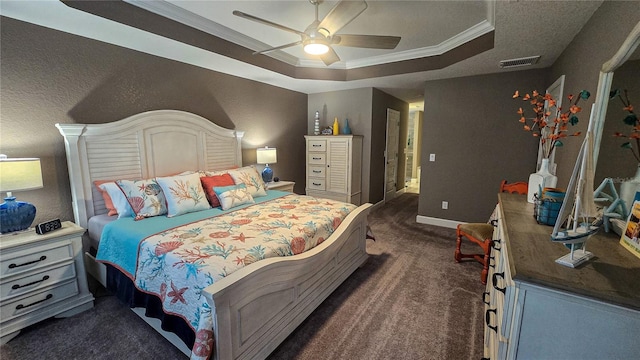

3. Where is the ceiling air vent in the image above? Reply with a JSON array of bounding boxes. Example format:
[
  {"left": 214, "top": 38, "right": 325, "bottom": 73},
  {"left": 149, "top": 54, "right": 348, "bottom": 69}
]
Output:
[{"left": 499, "top": 56, "right": 541, "bottom": 69}]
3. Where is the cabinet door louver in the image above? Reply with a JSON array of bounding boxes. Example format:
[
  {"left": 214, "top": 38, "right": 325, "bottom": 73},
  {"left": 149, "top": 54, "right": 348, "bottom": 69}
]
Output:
[{"left": 327, "top": 140, "right": 349, "bottom": 193}]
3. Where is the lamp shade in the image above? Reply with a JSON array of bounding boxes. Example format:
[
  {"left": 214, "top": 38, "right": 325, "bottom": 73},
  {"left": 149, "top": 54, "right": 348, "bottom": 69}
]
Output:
[
  {"left": 256, "top": 147, "right": 277, "bottom": 165},
  {"left": 0, "top": 156, "right": 43, "bottom": 192}
]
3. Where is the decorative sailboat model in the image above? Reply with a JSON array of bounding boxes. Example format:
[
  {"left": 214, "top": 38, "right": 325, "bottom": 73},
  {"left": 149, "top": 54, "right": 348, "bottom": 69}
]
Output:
[{"left": 550, "top": 119, "right": 603, "bottom": 267}]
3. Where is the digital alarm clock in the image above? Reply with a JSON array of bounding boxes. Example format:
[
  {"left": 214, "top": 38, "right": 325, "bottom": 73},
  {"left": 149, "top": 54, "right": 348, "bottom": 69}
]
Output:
[{"left": 35, "top": 219, "right": 62, "bottom": 235}]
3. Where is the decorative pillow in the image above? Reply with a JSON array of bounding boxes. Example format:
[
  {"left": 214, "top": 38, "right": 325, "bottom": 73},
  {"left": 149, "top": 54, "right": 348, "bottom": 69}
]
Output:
[
  {"left": 213, "top": 184, "right": 255, "bottom": 211},
  {"left": 200, "top": 173, "right": 235, "bottom": 208},
  {"left": 94, "top": 180, "right": 118, "bottom": 216},
  {"left": 116, "top": 178, "right": 167, "bottom": 220},
  {"left": 98, "top": 182, "right": 135, "bottom": 218},
  {"left": 227, "top": 166, "right": 267, "bottom": 198},
  {"left": 156, "top": 172, "right": 210, "bottom": 217}
]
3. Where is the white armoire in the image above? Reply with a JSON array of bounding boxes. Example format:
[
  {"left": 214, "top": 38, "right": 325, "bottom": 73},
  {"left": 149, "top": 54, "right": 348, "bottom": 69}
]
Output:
[{"left": 304, "top": 135, "right": 363, "bottom": 205}]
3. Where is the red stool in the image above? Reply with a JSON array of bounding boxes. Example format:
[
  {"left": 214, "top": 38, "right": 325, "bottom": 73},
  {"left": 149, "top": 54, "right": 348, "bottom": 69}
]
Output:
[{"left": 454, "top": 181, "right": 527, "bottom": 284}]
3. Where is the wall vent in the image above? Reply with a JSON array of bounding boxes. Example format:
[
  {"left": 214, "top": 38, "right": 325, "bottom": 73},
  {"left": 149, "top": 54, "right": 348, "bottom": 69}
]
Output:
[{"left": 499, "top": 56, "right": 541, "bottom": 69}]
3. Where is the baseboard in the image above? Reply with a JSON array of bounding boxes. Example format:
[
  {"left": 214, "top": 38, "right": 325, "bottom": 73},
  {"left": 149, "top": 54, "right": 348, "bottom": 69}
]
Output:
[
  {"left": 416, "top": 215, "right": 463, "bottom": 229},
  {"left": 396, "top": 188, "right": 406, "bottom": 196}
]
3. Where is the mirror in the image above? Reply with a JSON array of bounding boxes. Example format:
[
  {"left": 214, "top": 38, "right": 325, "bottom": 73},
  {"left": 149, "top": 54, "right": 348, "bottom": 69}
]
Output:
[
  {"left": 591, "top": 21, "right": 640, "bottom": 233},
  {"left": 592, "top": 21, "right": 640, "bottom": 167}
]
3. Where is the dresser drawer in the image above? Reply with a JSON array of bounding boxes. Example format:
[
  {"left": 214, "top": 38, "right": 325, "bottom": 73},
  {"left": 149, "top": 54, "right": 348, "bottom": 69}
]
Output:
[
  {"left": 1, "top": 280, "right": 79, "bottom": 322},
  {"left": 1, "top": 262, "right": 76, "bottom": 300},
  {"left": 1, "top": 242, "right": 73, "bottom": 279},
  {"left": 308, "top": 166, "right": 325, "bottom": 178},
  {"left": 308, "top": 153, "right": 326, "bottom": 165},
  {"left": 307, "top": 179, "right": 326, "bottom": 190},
  {"left": 308, "top": 140, "right": 326, "bottom": 152}
]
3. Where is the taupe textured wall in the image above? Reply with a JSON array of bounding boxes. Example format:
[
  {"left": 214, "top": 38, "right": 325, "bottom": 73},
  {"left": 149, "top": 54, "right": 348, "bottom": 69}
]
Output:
[
  {"left": 549, "top": 1, "right": 640, "bottom": 189},
  {"left": 550, "top": 1, "right": 640, "bottom": 189},
  {"left": 419, "top": 69, "right": 549, "bottom": 223},
  {"left": 0, "top": 17, "right": 307, "bottom": 226}
]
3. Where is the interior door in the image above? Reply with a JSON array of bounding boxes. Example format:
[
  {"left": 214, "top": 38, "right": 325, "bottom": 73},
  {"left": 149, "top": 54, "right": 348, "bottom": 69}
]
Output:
[{"left": 385, "top": 108, "right": 400, "bottom": 202}]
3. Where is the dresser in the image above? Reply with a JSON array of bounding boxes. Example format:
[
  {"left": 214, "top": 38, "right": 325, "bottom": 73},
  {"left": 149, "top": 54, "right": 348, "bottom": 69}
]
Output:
[
  {"left": 304, "top": 135, "right": 363, "bottom": 205},
  {"left": 484, "top": 193, "right": 640, "bottom": 359},
  {"left": 0, "top": 221, "right": 94, "bottom": 344}
]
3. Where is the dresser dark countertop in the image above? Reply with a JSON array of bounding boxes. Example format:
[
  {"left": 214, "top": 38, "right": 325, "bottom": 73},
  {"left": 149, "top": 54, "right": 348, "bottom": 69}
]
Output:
[{"left": 499, "top": 192, "right": 640, "bottom": 310}]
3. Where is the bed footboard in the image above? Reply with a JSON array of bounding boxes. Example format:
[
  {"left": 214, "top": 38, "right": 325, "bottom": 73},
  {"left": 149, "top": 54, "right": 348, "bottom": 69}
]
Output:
[{"left": 206, "top": 203, "right": 372, "bottom": 360}]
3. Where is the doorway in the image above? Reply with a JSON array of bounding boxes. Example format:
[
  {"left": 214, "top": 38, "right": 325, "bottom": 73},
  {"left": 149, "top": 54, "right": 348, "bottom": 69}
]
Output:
[{"left": 405, "top": 110, "right": 422, "bottom": 194}]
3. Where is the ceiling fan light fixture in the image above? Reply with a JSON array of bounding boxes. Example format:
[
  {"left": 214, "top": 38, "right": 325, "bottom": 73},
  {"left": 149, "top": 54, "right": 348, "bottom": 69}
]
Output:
[{"left": 304, "top": 39, "right": 329, "bottom": 55}]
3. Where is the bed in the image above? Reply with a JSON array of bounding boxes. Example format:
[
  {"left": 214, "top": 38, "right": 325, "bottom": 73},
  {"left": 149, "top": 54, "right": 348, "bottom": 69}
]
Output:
[{"left": 55, "top": 110, "right": 372, "bottom": 360}]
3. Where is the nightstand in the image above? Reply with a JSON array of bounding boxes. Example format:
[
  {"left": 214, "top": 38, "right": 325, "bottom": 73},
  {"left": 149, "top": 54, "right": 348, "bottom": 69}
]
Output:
[
  {"left": 265, "top": 180, "right": 295, "bottom": 193},
  {"left": 0, "top": 221, "right": 94, "bottom": 344}
]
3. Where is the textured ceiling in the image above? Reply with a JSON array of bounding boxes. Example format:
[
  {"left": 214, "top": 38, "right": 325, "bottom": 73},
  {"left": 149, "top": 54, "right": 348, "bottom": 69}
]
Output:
[{"left": 0, "top": 0, "right": 604, "bottom": 108}]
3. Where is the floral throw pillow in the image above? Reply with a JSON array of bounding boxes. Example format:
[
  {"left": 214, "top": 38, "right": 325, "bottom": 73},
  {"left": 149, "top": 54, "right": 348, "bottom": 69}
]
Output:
[
  {"left": 213, "top": 184, "right": 255, "bottom": 210},
  {"left": 157, "top": 172, "right": 210, "bottom": 217},
  {"left": 227, "top": 166, "right": 267, "bottom": 198},
  {"left": 116, "top": 178, "right": 167, "bottom": 220}
]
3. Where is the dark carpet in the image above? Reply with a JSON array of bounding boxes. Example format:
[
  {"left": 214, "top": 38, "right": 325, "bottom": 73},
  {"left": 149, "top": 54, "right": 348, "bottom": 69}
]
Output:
[{"left": 0, "top": 193, "right": 485, "bottom": 360}]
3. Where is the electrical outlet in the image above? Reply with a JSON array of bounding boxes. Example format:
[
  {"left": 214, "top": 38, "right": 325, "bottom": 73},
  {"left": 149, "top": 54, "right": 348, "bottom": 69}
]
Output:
[
  {"left": 429, "top": 153, "right": 436, "bottom": 162},
  {"left": 442, "top": 201, "right": 448, "bottom": 209}
]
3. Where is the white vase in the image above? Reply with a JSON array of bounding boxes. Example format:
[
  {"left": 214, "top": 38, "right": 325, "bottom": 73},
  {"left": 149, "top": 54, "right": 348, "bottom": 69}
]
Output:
[
  {"left": 527, "top": 158, "right": 558, "bottom": 203},
  {"left": 619, "top": 164, "right": 640, "bottom": 214}
]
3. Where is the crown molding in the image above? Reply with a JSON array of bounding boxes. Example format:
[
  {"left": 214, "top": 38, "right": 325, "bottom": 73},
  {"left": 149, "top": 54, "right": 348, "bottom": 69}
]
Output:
[{"left": 126, "top": 0, "right": 495, "bottom": 70}]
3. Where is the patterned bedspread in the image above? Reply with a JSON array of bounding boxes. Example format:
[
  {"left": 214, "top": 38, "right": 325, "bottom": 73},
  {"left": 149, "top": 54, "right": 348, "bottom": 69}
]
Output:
[{"left": 100, "top": 194, "right": 356, "bottom": 360}]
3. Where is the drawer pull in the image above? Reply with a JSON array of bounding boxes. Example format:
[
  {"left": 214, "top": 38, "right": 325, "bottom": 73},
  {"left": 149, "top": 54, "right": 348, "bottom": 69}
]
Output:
[
  {"left": 312, "top": 157, "right": 322, "bottom": 160},
  {"left": 312, "top": 182, "right": 322, "bottom": 186},
  {"left": 9, "top": 256, "right": 47, "bottom": 269},
  {"left": 492, "top": 239, "right": 501, "bottom": 251},
  {"left": 16, "top": 293, "right": 53, "bottom": 310},
  {"left": 312, "top": 170, "right": 322, "bottom": 173},
  {"left": 485, "top": 308, "right": 497, "bottom": 333},
  {"left": 490, "top": 219, "right": 498, "bottom": 227},
  {"left": 482, "top": 291, "right": 490, "bottom": 305},
  {"left": 492, "top": 272, "right": 506, "bottom": 294},
  {"left": 312, "top": 144, "right": 322, "bottom": 147},
  {"left": 489, "top": 255, "right": 495, "bottom": 268},
  {"left": 12, "top": 275, "right": 50, "bottom": 290}
]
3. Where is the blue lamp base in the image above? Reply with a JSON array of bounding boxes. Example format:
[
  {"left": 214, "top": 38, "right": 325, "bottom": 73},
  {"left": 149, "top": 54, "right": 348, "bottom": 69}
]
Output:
[
  {"left": 262, "top": 165, "right": 273, "bottom": 183},
  {"left": 0, "top": 197, "right": 37, "bottom": 234}
]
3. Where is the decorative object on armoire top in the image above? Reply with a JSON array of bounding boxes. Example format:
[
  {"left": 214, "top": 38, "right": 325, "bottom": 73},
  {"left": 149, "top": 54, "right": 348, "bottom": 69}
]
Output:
[
  {"left": 314, "top": 111, "right": 320, "bottom": 135},
  {"left": 256, "top": 147, "right": 277, "bottom": 183},
  {"left": 342, "top": 118, "right": 352, "bottom": 134},
  {"left": 512, "top": 89, "right": 591, "bottom": 203},
  {"left": 0, "top": 154, "right": 44, "bottom": 234},
  {"left": 332, "top": 117, "right": 339, "bottom": 135},
  {"left": 321, "top": 127, "right": 333, "bottom": 135}
]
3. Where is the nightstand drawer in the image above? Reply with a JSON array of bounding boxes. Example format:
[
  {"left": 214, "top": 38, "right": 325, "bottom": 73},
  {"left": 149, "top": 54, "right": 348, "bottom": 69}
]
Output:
[
  {"left": 308, "top": 140, "right": 326, "bottom": 152},
  {"left": 308, "top": 166, "right": 325, "bottom": 178},
  {"left": 1, "top": 262, "right": 76, "bottom": 300},
  {"left": 308, "top": 153, "right": 326, "bottom": 165},
  {"left": 1, "top": 280, "right": 79, "bottom": 322},
  {"left": 1, "top": 242, "right": 73, "bottom": 279},
  {"left": 308, "top": 179, "right": 326, "bottom": 190}
]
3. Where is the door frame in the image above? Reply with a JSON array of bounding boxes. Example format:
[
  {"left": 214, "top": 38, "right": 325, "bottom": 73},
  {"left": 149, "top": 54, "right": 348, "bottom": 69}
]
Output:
[{"left": 384, "top": 108, "right": 400, "bottom": 202}]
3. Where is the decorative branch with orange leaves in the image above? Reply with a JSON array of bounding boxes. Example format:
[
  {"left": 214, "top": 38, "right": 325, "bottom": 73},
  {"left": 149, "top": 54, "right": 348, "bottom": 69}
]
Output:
[
  {"left": 512, "top": 89, "right": 590, "bottom": 159},
  {"left": 611, "top": 89, "right": 639, "bottom": 163}
]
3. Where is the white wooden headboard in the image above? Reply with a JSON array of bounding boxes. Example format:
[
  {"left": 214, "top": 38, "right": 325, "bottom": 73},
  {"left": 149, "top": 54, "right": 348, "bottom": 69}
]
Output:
[{"left": 56, "top": 110, "right": 244, "bottom": 229}]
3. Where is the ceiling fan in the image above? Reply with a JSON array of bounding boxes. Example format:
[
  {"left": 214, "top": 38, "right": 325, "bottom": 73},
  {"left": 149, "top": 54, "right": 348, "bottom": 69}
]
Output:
[{"left": 233, "top": 0, "right": 401, "bottom": 66}]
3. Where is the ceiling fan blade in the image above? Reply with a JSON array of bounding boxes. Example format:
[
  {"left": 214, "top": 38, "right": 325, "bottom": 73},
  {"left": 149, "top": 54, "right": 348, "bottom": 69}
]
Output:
[
  {"left": 333, "top": 34, "right": 401, "bottom": 49},
  {"left": 320, "top": 47, "right": 340, "bottom": 66},
  {"left": 318, "top": 0, "right": 368, "bottom": 36},
  {"left": 233, "top": 10, "right": 305, "bottom": 36},
  {"left": 253, "top": 41, "right": 303, "bottom": 55}
]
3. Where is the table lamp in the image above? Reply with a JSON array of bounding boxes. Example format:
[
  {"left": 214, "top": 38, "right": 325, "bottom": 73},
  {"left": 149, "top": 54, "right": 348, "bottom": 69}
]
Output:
[
  {"left": 0, "top": 155, "right": 43, "bottom": 234},
  {"left": 256, "top": 147, "right": 277, "bottom": 183}
]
